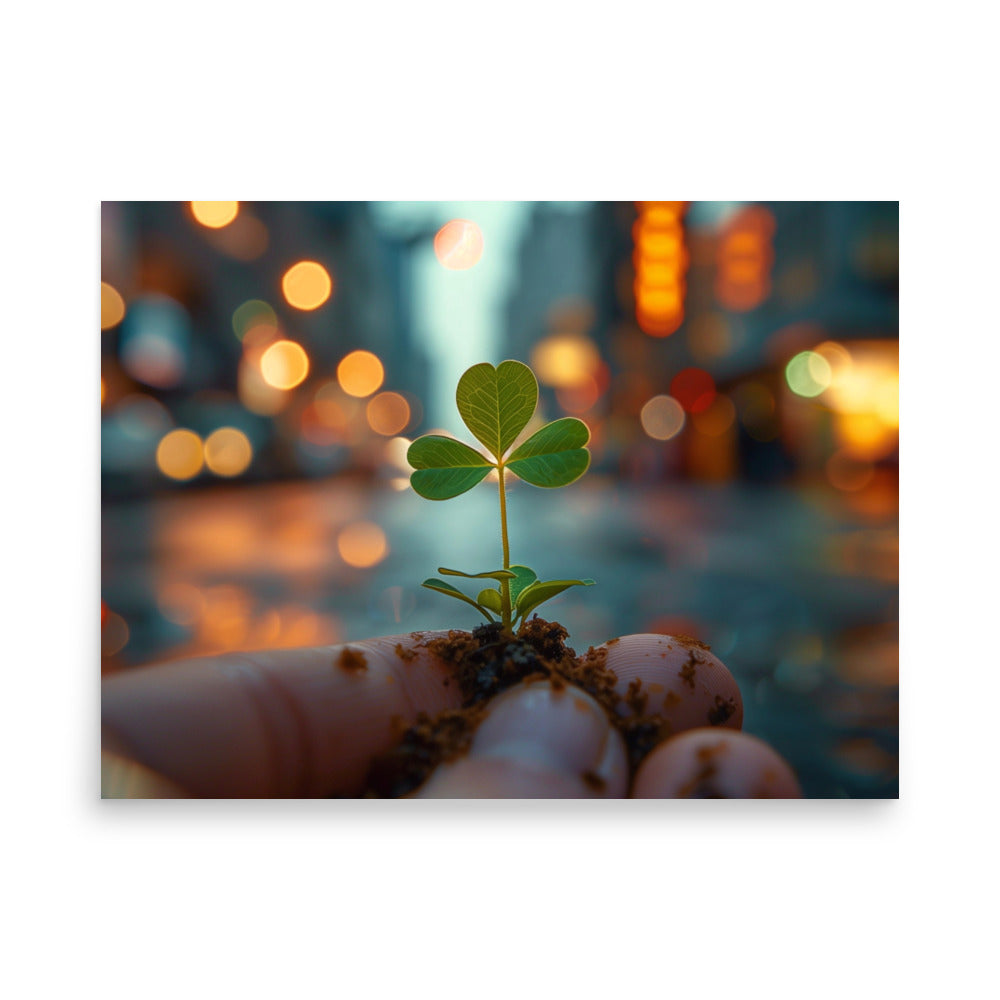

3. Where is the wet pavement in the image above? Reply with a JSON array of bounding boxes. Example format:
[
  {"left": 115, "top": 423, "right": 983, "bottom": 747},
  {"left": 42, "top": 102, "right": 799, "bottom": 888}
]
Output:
[{"left": 101, "top": 475, "right": 899, "bottom": 798}]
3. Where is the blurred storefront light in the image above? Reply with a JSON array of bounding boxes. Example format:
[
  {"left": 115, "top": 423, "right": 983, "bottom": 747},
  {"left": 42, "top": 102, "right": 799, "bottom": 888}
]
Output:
[
  {"left": 434, "top": 219, "right": 484, "bottom": 270},
  {"left": 786, "top": 350, "right": 833, "bottom": 397},
  {"left": 337, "top": 521, "right": 388, "bottom": 568},
  {"left": 281, "top": 260, "right": 333, "bottom": 310},
  {"left": 531, "top": 333, "right": 601, "bottom": 388},
  {"left": 640, "top": 395, "right": 686, "bottom": 440},
  {"left": 260, "top": 339, "right": 310, "bottom": 390},
  {"left": 670, "top": 367, "right": 717, "bottom": 414},
  {"left": 190, "top": 201, "right": 239, "bottom": 229},
  {"left": 101, "top": 281, "right": 126, "bottom": 330},
  {"left": 337, "top": 350, "right": 384, "bottom": 398},
  {"left": 204, "top": 427, "right": 253, "bottom": 477},
  {"left": 366, "top": 392, "right": 410, "bottom": 436},
  {"left": 633, "top": 202, "right": 689, "bottom": 337},
  {"left": 156, "top": 428, "right": 204, "bottom": 481},
  {"left": 232, "top": 299, "right": 277, "bottom": 341},
  {"left": 715, "top": 205, "right": 775, "bottom": 312}
]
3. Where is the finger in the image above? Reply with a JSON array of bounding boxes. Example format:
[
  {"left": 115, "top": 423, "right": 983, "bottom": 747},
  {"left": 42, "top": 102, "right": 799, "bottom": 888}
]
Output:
[
  {"left": 101, "top": 632, "right": 461, "bottom": 798},
  {"left": 416, "top": 680, "right": 628, "bottom": 798},
  {"left": 631, "top": 728, "right": 802, "bottom": 798},
  {"left": 601, "top": 634, "right": 744, "bottom": 735}
]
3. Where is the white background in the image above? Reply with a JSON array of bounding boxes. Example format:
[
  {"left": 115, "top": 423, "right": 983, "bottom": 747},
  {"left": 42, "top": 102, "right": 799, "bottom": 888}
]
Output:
[{"left": 3, "top": 2, "right": 996, "bottom": 998}]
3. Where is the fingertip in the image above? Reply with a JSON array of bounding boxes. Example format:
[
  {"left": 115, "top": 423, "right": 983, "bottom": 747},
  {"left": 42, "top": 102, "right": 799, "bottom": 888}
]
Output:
[
  {"left": 601, "top": 634, "right": 743, "bottom": 734},
  {"left": 418, "top": 681, "right": 628, "bottom": 798},
  {"left": 632, "top": 728, "right": 802, "bottom": 798}
]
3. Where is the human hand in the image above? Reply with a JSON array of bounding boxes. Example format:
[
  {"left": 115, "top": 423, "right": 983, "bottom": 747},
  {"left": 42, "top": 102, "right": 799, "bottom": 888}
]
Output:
[{"left": 101, "top": 632, "right": 801, "bottom": 798}]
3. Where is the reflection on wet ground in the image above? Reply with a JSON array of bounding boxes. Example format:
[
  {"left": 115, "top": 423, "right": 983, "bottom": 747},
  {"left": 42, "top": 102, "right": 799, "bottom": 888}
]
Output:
[{"left": 102, "top": 476, "right": 898, "bottom": 798}]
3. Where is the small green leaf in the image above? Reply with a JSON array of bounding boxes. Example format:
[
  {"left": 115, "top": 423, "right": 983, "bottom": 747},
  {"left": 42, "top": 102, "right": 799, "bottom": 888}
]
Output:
[
  {"left": 421, "top": 579, "right": 495, "bottom": 620},
  {"left": 507, "top": 564, "right": 538, "bottom": 604},
  {"left": 515, "top": 578, "right": 596, "bottom": 620},
  {"left": 506, "top": 417, "right": 591, "bottom": 489},
  {"left": 477, "top": 588, "right": 503, "bottom": 614},
  {"left": 438, "top": 567, "right": 516, "bottom": 582},
  {"left": 408, "top": 435, "right": 493, "bottom": 500},
  {"left": 456, "top": 360, "right": 538, "bottom": 460}
]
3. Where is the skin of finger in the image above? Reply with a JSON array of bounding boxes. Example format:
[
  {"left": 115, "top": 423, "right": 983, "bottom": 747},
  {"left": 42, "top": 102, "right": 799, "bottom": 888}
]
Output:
[
  {"left": 417, "top": 681, "right": 628, "bottom": 798},
  {"left": 101, "top": 632, "right": 462, "bottom": 798},
  {"left": 601, "top": 634, "right": 744, "bottom": 735},
  {"left": 631, "top": 728, "right": 803, "bottom": 798}
]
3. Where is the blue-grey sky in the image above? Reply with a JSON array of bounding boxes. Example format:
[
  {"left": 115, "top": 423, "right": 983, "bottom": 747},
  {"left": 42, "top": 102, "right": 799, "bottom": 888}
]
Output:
[{"left": 374, "top": 201, "right": 531, "bottom": 427}]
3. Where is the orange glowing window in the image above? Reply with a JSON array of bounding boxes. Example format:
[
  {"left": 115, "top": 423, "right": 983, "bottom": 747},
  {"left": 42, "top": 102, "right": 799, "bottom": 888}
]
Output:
[
  {"left": 281, "top": 261, "right": 333, "bottom": 310},
  {"left": 337, "top": 350, "right": 385, "bottom": 398}
]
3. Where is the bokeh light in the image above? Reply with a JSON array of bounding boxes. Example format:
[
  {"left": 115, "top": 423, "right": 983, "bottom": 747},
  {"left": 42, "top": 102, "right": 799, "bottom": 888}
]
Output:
[
  {"left": 232, "top": 299, "right": 277, "bottom": 341},
  {"left": 715, "top": 205, "right": 775, "bottom": 312},
  {"left": 531, "top": 334, "right": 601, "bottom": 388},
  {"left": 101, "top": 282, "right": 126, "bottom": 330},
  {"left": 190, "top": 201, "right": 239, "bottom": 228},
  {"left": 826, "top": 450, "right": 875, "bottom": 492},
  {"left": 786, "top": 350, "right": 833, "bottom": 397},
  {"left": 281, "top": 261, "right": 333, "bottom": 310},
  {"left": 366, "top": 392, "right": 411, "bottom": 436},
  {"left": 670, "top": 367, "right": 717, "bottom": 414},
  {"left": 119, "top": 295, "right": 190, "bottom": 389},
  {"left": 434, "top": 219, "right": 484, "bottom": 270},
  {"left": 692, "top": 394, "right": 737, "bottom": 436},
  {"left": 337, "top": 350, "right": 384, "bottom": 397},
  {"left": 156, "top": 429, "right": 204, "bottom": 481},
  {"left": 204, "top": 427, "right": 253, "bottom": 477},
  {"left": 337, "top": 522, "right": 388, "bottom": 568},
  {"left": 261, "top": 340, "right": 310, "bottom": 389},
  {"left": 633, "top": 202, "right": 688, "bottom": 337},
  {"left": 640, "top": 395, "right": 686, "bottom": 440}
]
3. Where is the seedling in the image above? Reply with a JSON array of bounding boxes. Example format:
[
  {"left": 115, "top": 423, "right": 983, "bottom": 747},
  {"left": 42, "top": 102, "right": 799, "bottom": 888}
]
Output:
[{"left": 407, "top": 360, "right": 594, "bottom": 631}]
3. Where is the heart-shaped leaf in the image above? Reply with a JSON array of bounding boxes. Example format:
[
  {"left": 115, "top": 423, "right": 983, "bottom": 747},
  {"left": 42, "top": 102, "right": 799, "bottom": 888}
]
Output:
[
  {"left": 506, "top": 417, "right": 590, "bottom": 488},
  {"left": 507, "top": 564, "right": 538, "bottom": 604},
  {"left": 515, "top": 578, "right": 595, "bottom": 620},
  {"left": 408, "top": 435, "right": 493, "bottom": 500},
  {"left": 421, "top": 579, "right": 495, "bottom": 620},
  {"left": 477, "top": 588, "right": 503, "bottom": 614},
  {"left": 456, "top": 360, "right": 538, "bottom": 461},
  {"left": 438, "top": 567, "right": 516, "bottom": 581}
]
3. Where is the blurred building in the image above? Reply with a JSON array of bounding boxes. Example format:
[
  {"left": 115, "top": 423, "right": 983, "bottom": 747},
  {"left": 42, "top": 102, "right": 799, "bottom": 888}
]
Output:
[
  {"left": 101, "top": 202, "right": 431, "bottom": 497},
  {"left": 500, "top": 200, "right": 899, "bottom": 491}
]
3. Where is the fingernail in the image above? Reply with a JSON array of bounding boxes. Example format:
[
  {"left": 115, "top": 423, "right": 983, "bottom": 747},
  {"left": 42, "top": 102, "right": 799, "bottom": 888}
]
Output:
[{"left": 470, "top": 682, "right": 625, "bottom": 791}]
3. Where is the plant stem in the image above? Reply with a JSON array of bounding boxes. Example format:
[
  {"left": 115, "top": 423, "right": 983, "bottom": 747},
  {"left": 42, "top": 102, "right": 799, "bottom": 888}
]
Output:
[{"left": 497, "top": 461, "right": 512, "bottom": 628}]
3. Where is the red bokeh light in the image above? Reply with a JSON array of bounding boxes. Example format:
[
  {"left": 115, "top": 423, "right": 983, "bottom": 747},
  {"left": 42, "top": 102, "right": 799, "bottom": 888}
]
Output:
[{"left": 670, "top": 367, "right": 717, "bottom": 413}]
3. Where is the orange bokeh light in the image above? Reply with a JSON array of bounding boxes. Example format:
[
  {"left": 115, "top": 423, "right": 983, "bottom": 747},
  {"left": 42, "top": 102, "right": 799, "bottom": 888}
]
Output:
[
  {"left": 156, "top": 429, "right": 204, "bottom": 481},
  {"left": 281, "top": 260, "right": 333, "bottom": 310},
  {"left": 366, "top": 392, "right": 411, "bottom": 436},
  {"left": 434, "top": 219, "right": 484, "bottom": 270},
  {"left": 204, "top": 427, "right": 253, "bottom": 477},
  {"left": 101, "top": 281, "right": 126, "bottom": 330},
  {"left": 337, "top": 350, "right": 384, "bottom": 398},
  {"left": 337, "top": 522, "right": 388, "bottom": 568},
  {"left": 190, "top": 201, "right": 239, "bottom": 228},
  {"left": 260, "top": 340, "right": 310, "bottom": 390}
]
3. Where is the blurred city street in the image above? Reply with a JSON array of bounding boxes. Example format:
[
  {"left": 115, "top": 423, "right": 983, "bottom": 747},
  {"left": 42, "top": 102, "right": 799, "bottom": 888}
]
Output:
[
  {"left": 102, "top": 200, "right": 898, "bottom": 797},
  {"left": 102, "top": 473, "right": 898, "bottom": 798}
]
